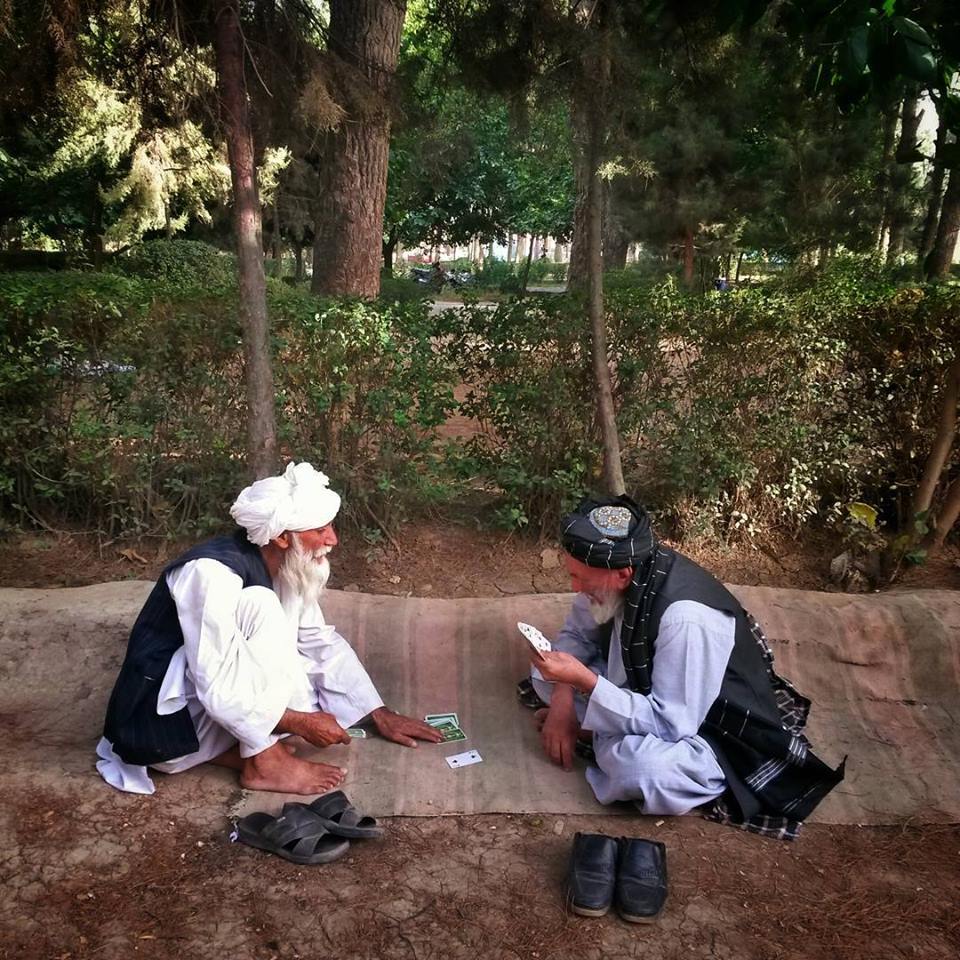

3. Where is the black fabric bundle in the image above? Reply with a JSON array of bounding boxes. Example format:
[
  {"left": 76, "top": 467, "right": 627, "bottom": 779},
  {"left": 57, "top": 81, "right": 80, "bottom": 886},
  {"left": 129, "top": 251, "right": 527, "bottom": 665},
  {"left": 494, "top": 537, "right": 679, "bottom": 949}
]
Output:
[{"left": 560, "top": 495, "right": 668, "bottom": 695}]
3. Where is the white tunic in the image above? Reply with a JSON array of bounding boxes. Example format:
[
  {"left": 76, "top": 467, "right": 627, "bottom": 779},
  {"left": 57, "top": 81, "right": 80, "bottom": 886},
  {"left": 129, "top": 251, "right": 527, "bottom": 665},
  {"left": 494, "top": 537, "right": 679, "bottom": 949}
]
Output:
[{"left": 96, "top": 559, "right": 383, "bottom": 794}]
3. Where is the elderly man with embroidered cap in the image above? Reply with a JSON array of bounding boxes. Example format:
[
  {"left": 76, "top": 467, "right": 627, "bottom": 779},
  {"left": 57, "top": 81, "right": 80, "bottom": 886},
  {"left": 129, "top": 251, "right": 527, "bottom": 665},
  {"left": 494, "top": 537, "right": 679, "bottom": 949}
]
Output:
[
  {"left": 96, "top": 462, "right": 440, "bottom": 796},
  {"left": 528, "top": 495, "right": 843, "bottom": 838}
]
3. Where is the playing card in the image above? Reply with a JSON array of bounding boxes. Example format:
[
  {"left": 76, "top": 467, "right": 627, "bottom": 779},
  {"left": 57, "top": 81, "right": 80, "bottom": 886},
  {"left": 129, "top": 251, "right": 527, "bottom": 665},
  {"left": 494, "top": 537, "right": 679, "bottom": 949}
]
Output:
[
  {"left": 346, "top": 727, "right": 367, "bottom": 739},
  {"left": 518, "top": 621, "right": 552, "bottom": 655},
  {"left": 445, "top": 749, "right": 483, "bottom": 769},
  {"left": 425, "top": 712, "right": 459, "bottom": 727},
  {"left": 432, "top": 721, "right": 467, "bottom": 743}
]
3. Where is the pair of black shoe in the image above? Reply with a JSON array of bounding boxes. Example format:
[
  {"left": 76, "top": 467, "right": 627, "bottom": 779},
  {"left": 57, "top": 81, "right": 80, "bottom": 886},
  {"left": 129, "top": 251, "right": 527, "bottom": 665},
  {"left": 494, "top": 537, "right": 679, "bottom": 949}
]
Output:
[{"left": 566, "top": 832, "right": 667, "bottom": 923}]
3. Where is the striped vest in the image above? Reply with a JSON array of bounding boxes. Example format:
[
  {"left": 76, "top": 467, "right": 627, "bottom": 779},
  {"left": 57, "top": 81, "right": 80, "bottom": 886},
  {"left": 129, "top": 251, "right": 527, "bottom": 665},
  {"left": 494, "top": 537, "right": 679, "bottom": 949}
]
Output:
[{"left": 102, "top": 531, "right": 272, "bottom": 766}]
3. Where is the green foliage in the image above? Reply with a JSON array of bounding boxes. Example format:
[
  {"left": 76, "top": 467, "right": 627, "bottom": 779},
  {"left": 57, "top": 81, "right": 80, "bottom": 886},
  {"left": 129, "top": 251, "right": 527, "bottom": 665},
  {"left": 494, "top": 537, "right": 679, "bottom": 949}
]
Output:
[
  {"left": 112, "top": 240, "right": 237, "bottom": 289},
  {"left": 378, "top": 272, "right": 433, "bottom": 303},
  {"left": 438, "top": 259, "right": 960, "bottom": 539},
  {"left": 269, "top": 283, "right": 458, "bottom": 526},
  {"left": 1, "top": 271, "right": 457, "bottom": 537}
]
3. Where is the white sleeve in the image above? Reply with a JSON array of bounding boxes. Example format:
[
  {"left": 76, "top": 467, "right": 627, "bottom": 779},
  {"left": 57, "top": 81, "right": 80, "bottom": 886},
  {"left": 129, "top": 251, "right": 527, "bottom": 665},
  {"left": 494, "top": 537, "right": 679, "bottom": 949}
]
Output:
[
  {"left": 582, "top": 600, "right": 734, "bottom": 741},
  {"left": 166, "top": 559, "right": 288, "bottom": 752},
  {"left": 296, "top": 601, "right": 384, "bottom": 726}
]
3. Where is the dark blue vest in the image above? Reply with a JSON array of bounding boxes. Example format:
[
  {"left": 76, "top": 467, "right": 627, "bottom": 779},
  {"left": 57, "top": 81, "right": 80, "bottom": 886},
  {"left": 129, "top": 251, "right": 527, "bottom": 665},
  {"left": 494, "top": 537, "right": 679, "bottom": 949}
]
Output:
[{"left": 102, "top": 530, "right": 272, "bottom": 766}]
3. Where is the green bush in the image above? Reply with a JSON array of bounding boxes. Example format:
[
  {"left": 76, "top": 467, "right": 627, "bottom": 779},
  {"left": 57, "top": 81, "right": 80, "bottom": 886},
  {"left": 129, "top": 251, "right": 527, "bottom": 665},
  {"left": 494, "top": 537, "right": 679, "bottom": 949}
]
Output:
[
  {"left": 269, "top": 284, "right": 458, "bottom": 526},
  {"left": 438, "top": 259, "right": 960, "bottom": 540},
  {"left": 112, "top": 239, "right": 237, "bottom": 289},
  {"left": 378, "top": 272, "right": 432, "bottom": 303},
  {"left": 1, "top": 271, "right": 457, "bottom": 537}
]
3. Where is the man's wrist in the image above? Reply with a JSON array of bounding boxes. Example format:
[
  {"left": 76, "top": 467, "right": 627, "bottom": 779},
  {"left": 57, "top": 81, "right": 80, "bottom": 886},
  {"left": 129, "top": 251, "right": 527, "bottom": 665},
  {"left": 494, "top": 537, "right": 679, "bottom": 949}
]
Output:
[
  {"left": 575, "top": 669, "right": 598, "bottom": 696},
  {"left": 274, "top": 708, "right": 302, "bottom": 737}
]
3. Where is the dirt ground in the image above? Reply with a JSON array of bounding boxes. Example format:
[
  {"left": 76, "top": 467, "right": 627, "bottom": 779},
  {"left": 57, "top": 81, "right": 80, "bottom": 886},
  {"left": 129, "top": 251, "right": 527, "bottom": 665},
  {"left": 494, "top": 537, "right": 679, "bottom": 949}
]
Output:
[
  {"left": 1, "top": 523, "right": 958, "bottom": 960},
  {"left": 3, "top": 798, "right": 957, "bottom": 960},
  {"left": 2, "top": 520, "right": 957, "bottom": 597}
]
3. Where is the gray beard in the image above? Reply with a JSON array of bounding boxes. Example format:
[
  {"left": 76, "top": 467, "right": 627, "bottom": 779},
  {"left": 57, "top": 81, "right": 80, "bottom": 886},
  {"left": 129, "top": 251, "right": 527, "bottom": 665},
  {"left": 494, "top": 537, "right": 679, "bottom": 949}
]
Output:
[
  {"left": 274, "top": 534, "right": 330, "bottom": 628},
  {"left": 588, "top": 592, "right": 625, "bottom": 626}
]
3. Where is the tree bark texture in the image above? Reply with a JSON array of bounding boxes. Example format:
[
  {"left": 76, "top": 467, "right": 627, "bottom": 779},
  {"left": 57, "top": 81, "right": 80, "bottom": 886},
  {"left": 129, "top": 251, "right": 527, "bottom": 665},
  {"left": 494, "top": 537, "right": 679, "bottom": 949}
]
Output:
[
  {"left": 911, "top": 358, "right": 960, "bottom": 525},
  {"left": 926, "top": 169, "right": 960, "bottom": 280},
  {"left": 918, "top": 117, "right": 948, "bottom": 265},
  {"left": 520, "top": 235, "right": 535, "bottom": 292},
  {"left": 876, "top": 102, "right": 898, "bottom": 254},
  {"left": 929, "top": 473, "right": 960, "bottom": 549},
  {"left": 602, "top": 181, "right": 629, "bottom": 271},
  {"left": 571, "top": 15, "right": 624, "bottom": 495},
  {"left": 214, "top": 0, "right": 277, "bottom": 479},
  {"left": 682, "top": 229, "right": 695, "bottom": 288},
  {"left": 311, "top": 0, "right": 405, "bottom": 298},
  {"left": 567, "top": 96, "right": 592, "bottom": 293},
  {"left": 887, "top": 95, "right": 920, "bottom": 263}
]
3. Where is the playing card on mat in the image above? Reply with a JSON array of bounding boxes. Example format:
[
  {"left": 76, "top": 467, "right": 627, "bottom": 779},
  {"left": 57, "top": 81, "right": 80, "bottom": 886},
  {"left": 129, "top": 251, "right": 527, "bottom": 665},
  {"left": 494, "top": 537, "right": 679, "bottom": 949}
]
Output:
[
  {"left": 432, "top": 721, "right": 467, "bottom": 743},
  {"left": 425, "top": 712, "right": 459, "bottom": 726},
  {"left": 445, "top": 750, "right": 482, "bottom": 769}
]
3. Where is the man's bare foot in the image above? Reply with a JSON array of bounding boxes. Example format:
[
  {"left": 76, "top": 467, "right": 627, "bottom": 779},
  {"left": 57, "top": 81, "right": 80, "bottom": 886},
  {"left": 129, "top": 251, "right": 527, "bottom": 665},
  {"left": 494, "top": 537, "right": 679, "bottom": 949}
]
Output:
[
  {"left": 239, "top": 742, "right": 346, "bottom": 795},
  {"left": 211, "top": 740, "right": 297, "bottom": 771}
]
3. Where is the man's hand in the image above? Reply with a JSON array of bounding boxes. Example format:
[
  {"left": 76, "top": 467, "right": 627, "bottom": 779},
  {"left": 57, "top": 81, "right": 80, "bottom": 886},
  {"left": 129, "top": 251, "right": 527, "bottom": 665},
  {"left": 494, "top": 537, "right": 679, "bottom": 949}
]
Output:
[
  {"left": 540, "top": 699, "right": 581, "bottom": 771},
  {"left": 371, "top": 707, "right": 443, "bottom": 748},
  {"left": 532, "top": 650, "right": 598, "bottom": 694},
  {"left": 277, "top": 709, "right": 351, "bottom": 747}
]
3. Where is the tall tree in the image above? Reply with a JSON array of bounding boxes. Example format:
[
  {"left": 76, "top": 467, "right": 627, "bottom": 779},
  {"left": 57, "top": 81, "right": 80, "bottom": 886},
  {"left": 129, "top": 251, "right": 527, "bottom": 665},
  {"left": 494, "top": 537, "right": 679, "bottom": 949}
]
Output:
[
  {"left": 311, "top": 0, "right": 406, "bottom": 298},
  {"left": 214, "top": 0, "right": 277, "bottom": 477}
]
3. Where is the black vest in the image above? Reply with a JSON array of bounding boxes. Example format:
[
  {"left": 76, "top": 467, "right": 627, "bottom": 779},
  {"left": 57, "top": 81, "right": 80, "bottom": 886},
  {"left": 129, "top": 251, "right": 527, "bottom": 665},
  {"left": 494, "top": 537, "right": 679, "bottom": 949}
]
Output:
[
  {"left": 102, "top": 531, "right": 272, "bottom": 766},
  {"left": 608, "top": 548, "right": 843, "bottom": 824}
]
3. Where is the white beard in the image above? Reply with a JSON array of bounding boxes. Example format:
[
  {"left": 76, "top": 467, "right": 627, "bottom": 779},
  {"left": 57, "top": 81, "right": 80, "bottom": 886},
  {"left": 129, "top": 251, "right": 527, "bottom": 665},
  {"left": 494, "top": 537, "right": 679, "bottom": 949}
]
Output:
[
  {"left": 274, "top": 534, "right": 331, "bottom": 629},
  {"left": 588, "top": 592, "right": 625, "bottom": 626}
]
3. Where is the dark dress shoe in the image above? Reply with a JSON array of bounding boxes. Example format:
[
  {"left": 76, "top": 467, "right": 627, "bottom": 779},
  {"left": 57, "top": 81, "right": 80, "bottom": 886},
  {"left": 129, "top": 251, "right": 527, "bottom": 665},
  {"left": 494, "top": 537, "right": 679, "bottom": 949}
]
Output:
[
  {"left": 566, "top": 832, "right": 618, "bottom": 917},
  {"left": 615, "top": 837, "right": 668, "bottom": 923}
]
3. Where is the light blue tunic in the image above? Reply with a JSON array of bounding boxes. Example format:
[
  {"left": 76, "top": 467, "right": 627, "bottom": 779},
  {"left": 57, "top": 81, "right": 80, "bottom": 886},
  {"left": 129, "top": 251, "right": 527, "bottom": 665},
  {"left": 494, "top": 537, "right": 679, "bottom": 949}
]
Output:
[{"left": 532, "top": 594, "right": 734, "bottom": 815}]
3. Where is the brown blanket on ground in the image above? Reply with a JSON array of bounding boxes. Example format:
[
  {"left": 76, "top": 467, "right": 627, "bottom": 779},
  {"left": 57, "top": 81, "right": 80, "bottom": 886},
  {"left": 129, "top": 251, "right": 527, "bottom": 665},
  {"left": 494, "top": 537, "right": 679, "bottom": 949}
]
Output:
[{"left": 1, "top": 583, "right": 957, "bottom": 825}]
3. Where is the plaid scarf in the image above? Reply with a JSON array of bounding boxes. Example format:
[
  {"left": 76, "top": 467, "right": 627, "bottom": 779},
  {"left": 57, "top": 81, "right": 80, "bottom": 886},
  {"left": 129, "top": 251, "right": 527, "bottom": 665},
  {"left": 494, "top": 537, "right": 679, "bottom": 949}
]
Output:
[{"left": 702, "top": 613, "right": 837, "bottom": 841}]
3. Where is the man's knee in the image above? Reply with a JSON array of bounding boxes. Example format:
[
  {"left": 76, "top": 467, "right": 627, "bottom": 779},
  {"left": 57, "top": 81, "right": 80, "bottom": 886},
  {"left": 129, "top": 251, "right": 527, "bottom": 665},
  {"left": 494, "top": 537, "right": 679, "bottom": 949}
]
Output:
[
  {"left": 593, "top": 734, "right": 725, "bottom": 813},
  {"left": 235, "top": 585, "right": 285, "bottom": 635}
]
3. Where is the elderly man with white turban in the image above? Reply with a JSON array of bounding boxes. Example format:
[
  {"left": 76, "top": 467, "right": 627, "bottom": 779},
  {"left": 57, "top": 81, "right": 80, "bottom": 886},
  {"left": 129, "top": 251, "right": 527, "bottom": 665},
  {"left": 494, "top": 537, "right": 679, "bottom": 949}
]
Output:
[{"left": 96, "top": 462, "right": 440, "bottom": 796}]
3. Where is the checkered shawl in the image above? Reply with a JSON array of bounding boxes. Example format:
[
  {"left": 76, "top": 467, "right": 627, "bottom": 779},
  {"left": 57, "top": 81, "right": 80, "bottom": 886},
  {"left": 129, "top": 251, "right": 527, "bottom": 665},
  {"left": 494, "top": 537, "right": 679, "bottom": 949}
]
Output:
[{"left": 702, "top": 613, "right": 832, "bottom": 841}]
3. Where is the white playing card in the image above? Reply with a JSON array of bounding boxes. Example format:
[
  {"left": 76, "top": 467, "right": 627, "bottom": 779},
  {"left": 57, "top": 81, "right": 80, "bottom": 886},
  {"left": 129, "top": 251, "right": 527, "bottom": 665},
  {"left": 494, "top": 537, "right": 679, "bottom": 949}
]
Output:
[
  {"left": 517, "top": 621, "right": 552, "bottom": 655},
  {"left": 445, "top": 750, "right": 483, "bottom": 769}
]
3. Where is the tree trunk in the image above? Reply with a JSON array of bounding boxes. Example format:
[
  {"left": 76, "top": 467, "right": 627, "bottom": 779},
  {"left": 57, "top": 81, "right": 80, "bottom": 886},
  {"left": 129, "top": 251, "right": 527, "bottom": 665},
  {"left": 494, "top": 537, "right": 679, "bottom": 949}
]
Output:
[
  {"left": 926, "top": 169, "right": 960, "bottom": 280},
  {"left": 214, "top": 0, "right": 277, "bottom": 479},
  {"left": 88, "top": 184, "right": 104, "bottom": 270},
  {"left": 876, "top": 101, "right": 898, "bottom": 254},
  {"left": 572, "top": 20, "right": 624, "bottom": 494},
  {"left": 382, "top": 230, "right": 398, "bottom": 276},
  {"left": 271, "top": 190, "right": 281, "bottom": 265},
  {"left": 735, "top": 251, "right": 744, "bottom": 283},
  {"left": 311, "top": 0, "right": 405, "bottom": 298},
  {"left": 567, "top": 135, "right": 591, "bottom": 291},
  {"left": 295, "top": 243, "right": 304, "bottom": 281},
  {"left": 604, "top": 235, "right": 629, "bottom": 272},
  {"left": 918, "top": 117, "right": 948, "bottom": 265},
  {"left": 926, "top": 472, "right": 960, "bottom": 550},
  {"left": 911, "top": 358, "right": 960, "bottom": 524},
  {"left": 602, "top": 183, "right": 629, "bottom": 271},
  {"left": 887, "top": 94, "right": 920, "bottom": 263},
  {"left": 682, "top": 229, "right": 695, "bottom": 288},
  {"left": 520, "top": 235, "right": 535, "bottom": 293}
]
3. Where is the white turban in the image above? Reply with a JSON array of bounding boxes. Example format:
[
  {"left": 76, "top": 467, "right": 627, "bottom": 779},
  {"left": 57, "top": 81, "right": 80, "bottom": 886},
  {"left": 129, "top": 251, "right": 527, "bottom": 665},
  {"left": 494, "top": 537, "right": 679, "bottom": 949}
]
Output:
[{"left": 229, "top": 462, "right": 341, "bottom": 546}]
